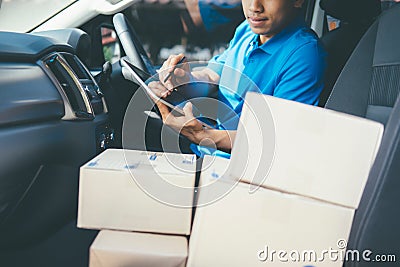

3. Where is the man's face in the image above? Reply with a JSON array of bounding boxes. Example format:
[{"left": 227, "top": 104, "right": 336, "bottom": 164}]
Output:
[{"left": 242, "top": 0, "right": 304, "bottom": 43}]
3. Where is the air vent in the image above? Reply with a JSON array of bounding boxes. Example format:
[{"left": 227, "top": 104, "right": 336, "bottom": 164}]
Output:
[
  {"left": 62, "top": 53, "right": 90, "bottom": 80},
  {"left": 61, "top": 53, "right": 106, "bottom": 115},
  {"left": 43, "top": 53, "right": 94, "bottom": 120}
]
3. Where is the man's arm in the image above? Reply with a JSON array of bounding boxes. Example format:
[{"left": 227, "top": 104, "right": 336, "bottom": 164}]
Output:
[
  {"left": 152, "top": 24, "right": 242, "bottom": 151},
  {"left": 159, "top": 54, "right": 220, "bottom": 93},
  {"left": 191, "top": 67, "right": 221, "bottom": 85},
  {"left": 154, "top": 99, "right": 236, "bottom": 152}
]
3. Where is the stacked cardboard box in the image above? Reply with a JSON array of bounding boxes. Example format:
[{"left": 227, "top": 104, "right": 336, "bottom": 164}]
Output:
[
  {"left": 78, "top": 93, "right": 383, "bottom": 267},
  {"left": 187, "top": 93, "right": 383, "bottom": 266},
  {"left": 229, "top": 93, "right": 383, "bottom": 208},
  {"left": 78, "top": 149, "right": 196, "bottom": 235},
  {"left": 90, "top": 230, "right": 187, "bottom": 267},
  {"left": 78, "top": 149, "right": 197, "bottom": 266},
  {"left": 189, "top": 157, "right": 354, "bottom": 266}
]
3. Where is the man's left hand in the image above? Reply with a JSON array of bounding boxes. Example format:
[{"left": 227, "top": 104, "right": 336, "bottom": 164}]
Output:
[{"left": 154, "top": 95, "right": 205, "bottom": 144}]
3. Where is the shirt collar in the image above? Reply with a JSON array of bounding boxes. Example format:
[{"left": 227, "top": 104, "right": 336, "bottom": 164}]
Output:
[{"left": 252, "top": 16, "right": 307, "bottom": 55}]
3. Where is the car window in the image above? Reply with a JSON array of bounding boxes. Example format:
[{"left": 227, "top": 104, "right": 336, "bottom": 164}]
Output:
[
  {"left": 0, "top": 0, "right": 77, "bottom": 32},
  {"left": 327, "top": 15, "right": 340, "bottom": 31},
  {"left": 101, "top": 26, "right": 121, "bottom": 64},
  {"left": 381, "top": 0, "right": 400, "bottom": 11}
]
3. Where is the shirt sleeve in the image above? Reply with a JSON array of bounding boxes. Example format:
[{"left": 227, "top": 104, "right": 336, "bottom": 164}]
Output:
[{"left": 273, "top": 41, "right": 326, "bottom": 106}]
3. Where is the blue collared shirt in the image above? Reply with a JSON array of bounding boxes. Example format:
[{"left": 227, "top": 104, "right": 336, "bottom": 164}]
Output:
[{"left": 191, "top": 17, "right": 326, "bottom": 158}]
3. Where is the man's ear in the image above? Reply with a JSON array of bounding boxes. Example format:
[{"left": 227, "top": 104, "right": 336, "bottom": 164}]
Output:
[{"left": 294, "top": 0, "right": 305, "bottom": 8}]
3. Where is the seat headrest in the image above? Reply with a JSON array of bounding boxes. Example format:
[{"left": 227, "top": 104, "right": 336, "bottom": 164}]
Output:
[{"left": 320, "top": 0, "right": 381, "bottom": 24}]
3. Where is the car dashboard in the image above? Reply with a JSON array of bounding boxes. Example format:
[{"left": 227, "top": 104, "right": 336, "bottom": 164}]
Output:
[
  {"left": 0, "top": 29, "right": 112, "bottom": 248},
  {"left": 0, "top": 30, "right": 107, "bottom": 123}
]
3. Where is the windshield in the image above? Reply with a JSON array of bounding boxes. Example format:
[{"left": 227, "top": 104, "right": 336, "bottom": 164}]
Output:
[{"left": 0, "top": 0, "right": 77, "bottom": 32}]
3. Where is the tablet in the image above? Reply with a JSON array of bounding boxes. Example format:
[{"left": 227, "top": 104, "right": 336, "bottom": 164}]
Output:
[{"left": 121, "top": 58, "right": 217, "bottom": 129}]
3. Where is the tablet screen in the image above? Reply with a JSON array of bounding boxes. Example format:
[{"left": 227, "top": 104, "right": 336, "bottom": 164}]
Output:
[{"left": 121, "top": 58, "right": 217, "bottom": 128}]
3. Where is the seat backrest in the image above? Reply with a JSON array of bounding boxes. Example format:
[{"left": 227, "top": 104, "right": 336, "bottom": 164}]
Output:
[
  {"left": 318, "top": 0, "right": 381, "bottom": 107},
  {"left": 325, "top": 3, "right": 400, "bottom": 126},
  {"left": 324, "top": 4, "right": 400, "bottom": 266},
  {"left": 344, "top": 80, "right": 400, "bottom": 267}
]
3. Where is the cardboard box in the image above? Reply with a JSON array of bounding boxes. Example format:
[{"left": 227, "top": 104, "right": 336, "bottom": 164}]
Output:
[
  {"left": 195, "top": 155, "right": 233, "bottom": 207},
  {"left": 229, "top": 93, "right": 384, "bottom": 208},
  {"left": 90, "top": 230, "right": 187, "bottom": 267},
  {"left": 198, "top": 155, "right": 230, "bottom": 187},
  {"left": 188, "top": 173, "right": 354, "bottom": 267},
  {"left": 78, "top": 149, "right": 196, "bottom": 235}
]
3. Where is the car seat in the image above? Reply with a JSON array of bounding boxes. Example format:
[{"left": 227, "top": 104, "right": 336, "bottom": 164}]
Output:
[
  {"left": 324, "top": 4, "right": 400, "bottom": 266},
  {"left": 318, "top": 0, "right": 381, "bottom": 107},
  {"left": 324, "top": 3, "right": 398, "bottom": 126}
]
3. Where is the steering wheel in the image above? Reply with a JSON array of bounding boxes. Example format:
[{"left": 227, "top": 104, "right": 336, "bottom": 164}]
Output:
[
  {"left": 113, "top": 13, "right": 167, "bottom": 119},
  {"left": 112, "top": 13, "right": 154, "bottom": 77}
]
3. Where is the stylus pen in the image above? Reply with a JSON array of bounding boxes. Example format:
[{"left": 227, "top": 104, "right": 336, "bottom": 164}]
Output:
[{"left": 163, "top": 56, "right": 186, "bottom": 83}]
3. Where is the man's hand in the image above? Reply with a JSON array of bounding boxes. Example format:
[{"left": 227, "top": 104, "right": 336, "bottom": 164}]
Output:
[
  {"left": 148, "top": 80, "right": 205, "bottom": 144},
  {"left": 156, "top": 53, "right": 220, "bottom": 98},
  {"left": 149, "top": 58, "right": 233, "bottom": 151},
  {"left": 156, "top": 100, "right": 205, "bottom": 144},
  {"left": 148, "top": 80, "right": 170, "bottom": 98},
  {"left": 158, "top": 53, "right": 191, "bottom": 92},
  {"left": 155, "top": 97, "right": 236, "bottom": 152}
]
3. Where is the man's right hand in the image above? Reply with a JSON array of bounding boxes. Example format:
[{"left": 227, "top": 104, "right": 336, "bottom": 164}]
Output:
[{"left": 159, "top": 53, "right": 191, "bottom": 92}]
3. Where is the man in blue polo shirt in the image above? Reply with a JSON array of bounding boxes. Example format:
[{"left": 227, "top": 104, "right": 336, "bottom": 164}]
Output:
[{"left": 150, "top": 0, "right": 326, "bottom": 157}]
